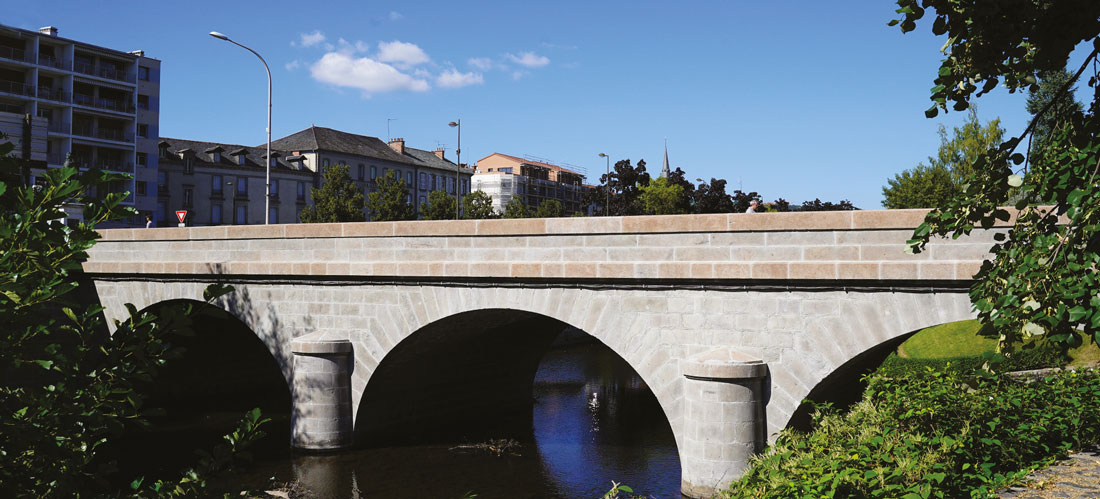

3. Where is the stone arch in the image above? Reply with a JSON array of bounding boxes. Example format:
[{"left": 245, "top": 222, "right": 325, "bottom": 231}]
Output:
[{"left": 772, "top": 291, "right": 975, "bottom": 434}]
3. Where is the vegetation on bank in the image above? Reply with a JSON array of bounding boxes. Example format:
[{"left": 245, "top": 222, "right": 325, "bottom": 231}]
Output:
[{"left": 725, "top": 365, "right": 1100, "bottom": 498}]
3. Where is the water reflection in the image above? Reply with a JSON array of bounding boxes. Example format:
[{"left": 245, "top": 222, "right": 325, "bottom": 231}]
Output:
[{"left": 246, "top": 340, "right": 681, "bottom": 498}]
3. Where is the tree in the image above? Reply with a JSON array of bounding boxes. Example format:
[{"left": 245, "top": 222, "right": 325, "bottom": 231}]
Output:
[
  {"left": 892, "top": 1, "right": 1100, "bottom": 355},
  {"left": 640, "top": 177, "right": 689, "bottom": 215},
  {"left": 607, "top": 159, "right": 651, "bottom": 216},
  {"left": 0, "top": 143, "right": 265, "bottom": 496},
  {"left": 730, "top": 189, "right": 763, "bottom": 213},
  {"left": 462, "top": 190, "right": 498, "bottom": 219},
  {"left": 882, "top": 109, "right": 1006, "bottom": 208},
  {"left": 535, "top": 199, "right": 565, "bottom": 218},
  {"left": 502, "top": 196, "right": 531, "bottom": 218},
  {"left": 665, "top": 167, "right": 695, "bottom": 213},
  {"left": 299, "top": 164, "right": 365, "bottom": 223},
  {"left": 691, "top": 178, "right": 735, "bottom": 213},
  {"left": 797, "top": 198, "right": 858, "bottom": 211},
  {"left": 1026, "top": 68, "right": 1085, "bottom": 167},
  {"left": 365, "top": 169, "right": 414, "bottom": 222},
  {"left": 421, "top": 189, "right": 457, "bottom": 220}
]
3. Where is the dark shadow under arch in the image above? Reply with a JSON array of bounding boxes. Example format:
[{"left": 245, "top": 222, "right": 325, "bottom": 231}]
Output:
[
  {"left": 786, "top": 329, "right": 918, "bottom": 432},
  {"left": 103, "top": 299, "right": 291, "bottom": 482}
]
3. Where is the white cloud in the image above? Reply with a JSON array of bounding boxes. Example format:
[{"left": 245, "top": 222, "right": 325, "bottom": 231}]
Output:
[
  {"left": 389, "top": 11, "right": 403, "bottom": 21},
  {"left": 376, "top": 40, "right": 430, "bottom": 69},
  {"left": 285, "top": 60, "right": 301, "bottom": 71},
  {"left": 296, "top": 30, "right": 326, "bottom": 48},
  {"left": 310, "top": 52, "right": 430, "bottom": 95},
  {"left": 506, "top": 51, "right": 550, "bottom": 68},
  {"left": 467, "top": 57, "right": 493, "bottom": 71},
  {"left": 436, "top": 69, "right": 483, "bottom": 88},
  {"left": 511, "top": 70, "right": 529, "bottom": 80}
]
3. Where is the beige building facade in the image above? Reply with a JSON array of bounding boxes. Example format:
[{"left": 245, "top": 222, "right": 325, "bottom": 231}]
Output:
[{"left": 473, "top": 153, "right": 591, "bottom": 214}]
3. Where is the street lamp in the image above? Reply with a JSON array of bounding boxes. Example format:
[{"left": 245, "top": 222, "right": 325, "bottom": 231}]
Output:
[
  {"left": 598, "top": 153, "right": 610, "bottom": 215},
  {"left": 448, "top": 120, "right": 461, "bottom": 220},
  {"left": 210, "top": 31, "right": 272, "bottom": 224}
]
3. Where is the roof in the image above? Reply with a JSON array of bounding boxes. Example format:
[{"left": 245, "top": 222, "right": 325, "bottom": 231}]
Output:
[
  {"left": 269, "top": 126, "right": 417, "bottom": 166},
  {"left": 404, "top": 146, "right": 475, "bottom": 174},
  {"left": 159, "top": 137, "right": 309, "bottom": 174},
  {"left": 476, "top": 152, "right": 584, "bottom": 178}
]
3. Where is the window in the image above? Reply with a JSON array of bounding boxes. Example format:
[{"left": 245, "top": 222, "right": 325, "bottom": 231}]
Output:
[
  {"left": 211, "top": 152, "right": 221, "bottom": 162},
  {"left": 235, "top": 205, "right": 246, "bottom": 225},
  {"left": 237, "top": 154, "right": 246, "bottom": 166},
  {"left": 322, "top": 158, "right": 330, "bottom": 169},
  {"left": 236, "top": 176, "right": 247, "bottom": 196},
  {"left": 407, "top": 171, "right": 413, "bottom": 185},
  {"left": 183, "top": 187, "right": 193, "bottom": 208},
  {"left": 137, "top": 152, "right": 147, "bottom": 167},
  {"left": 211, "top": 175, "right": 222, "bottom": 194},
  {"left": 297, "top": 181, "right": 305, "bottom": 201},
  {"left": 269, "top": 207, "right": 278, "bottom": 224},
  {"left": 139, "top": 66, "right": 151, "bottom": 81},
  {"left": 431, "top": 174, "right": 437, "bottom": 191},
  {"left": 137, "top": 124, "right": 148, "bottom": 138},
  {"left": 159, "top": 145, "right": 169, "bottom": 158},
  {"left": 269, "top": 156, "right": 277, "bottom": 168},
  {"left": 136, "top": 181, "right": 147, "bottom": 196},
  {"left": 269, "top": 179, "right": 278, "bottom": 197},
  {"left": 449, "top": 177, "right": 456, "bottom": 194},
  {"left": 499, "top": 167, "right": 513, "bottom": 173},
  {"left": 419, "top": 172, "right": 427, "bottom": 190},
  {"left": 137, "top": 94, "right": 149, "bottom": 110},
  {"left": 157, "top": 171, "right": 167, "bottom": 192},
  {"left": 371, "top": 165, "right": 377, "bottom": 180},
  {"left": 357, "top": 164, "right": 364, "bottom": 180},
  {"left": 183, "top": 157, "right": 193, "bottom": 174},
  {"left": 211, "top": 204, "right": 222, "bottom": 224},
  {"left": 419, "top": 195, "right": 426, "bottom": 206}
]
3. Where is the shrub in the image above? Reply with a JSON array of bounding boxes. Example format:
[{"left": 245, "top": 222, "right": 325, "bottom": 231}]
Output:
[{"left": 725, "top": 367, "right": 1100, "bottom": 498}]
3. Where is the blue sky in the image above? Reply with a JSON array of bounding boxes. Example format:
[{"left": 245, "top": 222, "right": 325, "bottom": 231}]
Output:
[{"left": 14, "top": 1, "right": 1093, "bottom": 209}]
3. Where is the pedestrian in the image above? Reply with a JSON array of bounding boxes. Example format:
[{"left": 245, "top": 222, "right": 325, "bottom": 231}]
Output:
[
  {"left": 746, "top": 199, "right": 760, "bottom": 213},
  {"left": 145, "top": 215, "right": 153, "bottom": 228}
]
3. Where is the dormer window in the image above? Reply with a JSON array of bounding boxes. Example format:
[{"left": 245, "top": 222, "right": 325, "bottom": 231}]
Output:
[
  {"left": 238, "top": 155, "right": 246, "bottom": 165},
  {"left": 205, "top": 146, "right": 224, "bottom": 164},
  {"left": 177, "top": 148, "right": 195, "bottom": 174},
  {"left": 158, "top": 141, "right": 171, "bottom": 158},
  {"left": 230, "top": 148, "right": 248, "bottom": 166}
]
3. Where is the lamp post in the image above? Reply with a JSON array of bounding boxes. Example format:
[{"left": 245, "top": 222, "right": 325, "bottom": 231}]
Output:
[
  {"left": 598, "top": 153, "right": 610, "bottom": 215},
  {"left": 448, "top": 120, "right": 461, "bottom": 220},
  {"left": 210, "top": 31, "right": 272, "bottom": 224}
]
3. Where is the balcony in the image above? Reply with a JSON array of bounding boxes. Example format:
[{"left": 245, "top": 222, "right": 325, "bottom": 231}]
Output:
[
  {"left": 37, "top": 86, "right": 70, "bottom": 103},
  {"left": 0, "top": 101, "right": 24, "bottom": 114},
  {"left": 37, "top": 54, "right": 67, "bottom": 70},
  {"left": 71, "top": 124, "right": 134, "bottom": 143},
  {"left": 47, "top": 120, "right": 70, "bottom": 134},
  {"left": 0, "top": 80, "right": 36, "bottom": 97},
  {"left": 73, "top": 93, "right": 135, "bottom": 114},
  {"left": 92, "top": 159, "right": 133, "bottom": 171},
  {"left": 47, "top": 151, "right": 65, "bottom": 165},
  {"left": 73, "top": 61, "right": 135, "bottom": 84},
  {"left": 0, "top": 46, "right": 32, "bottom": 64}
]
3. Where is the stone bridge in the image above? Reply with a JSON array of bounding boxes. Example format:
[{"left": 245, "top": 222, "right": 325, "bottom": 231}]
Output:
[{"left": 81, "top": 209, "right": 1001, "bottom": 497}]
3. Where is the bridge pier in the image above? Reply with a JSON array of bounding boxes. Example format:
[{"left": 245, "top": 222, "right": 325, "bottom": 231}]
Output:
[
  {"left": 681, "top": 349, "right": 768, "bottom": 498},
  {"left": 289, "top": 334, "right": 354, "bottom": 451}
]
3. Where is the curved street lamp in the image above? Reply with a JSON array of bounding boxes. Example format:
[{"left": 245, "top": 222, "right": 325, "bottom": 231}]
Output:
[
  {"left": 598, "top": 153, "right": 610, "bottom": 215},
  {"left": 210, "top": 31, "right": 272, "bottom": 224},
  {"left": 448, "top": 120, "right": 461, "bottom": 220}
]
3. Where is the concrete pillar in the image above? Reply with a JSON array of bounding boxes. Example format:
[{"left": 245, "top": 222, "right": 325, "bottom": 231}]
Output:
[
  {"left": 680, "top": 348, "right": 768, "bottom": 498},
  {"left": 290, "top": 334, "right": 353, "bottom": 451}
]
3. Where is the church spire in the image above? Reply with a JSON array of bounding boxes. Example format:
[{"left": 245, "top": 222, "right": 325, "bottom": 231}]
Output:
[{"left": 661, "top": 138, "right": 671, "bottom": 178}]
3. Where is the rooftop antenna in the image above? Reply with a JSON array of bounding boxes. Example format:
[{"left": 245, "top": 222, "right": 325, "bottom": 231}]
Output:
[{"left": 387, "top": 118, "right": 397, "bottom": 141}]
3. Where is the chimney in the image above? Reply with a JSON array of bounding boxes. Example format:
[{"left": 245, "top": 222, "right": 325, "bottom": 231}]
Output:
[
  {"left": 388, "top": 137, "right": 405, "bottom": 154},
  {"left": 39, "top": 26, "right": 58, "bottom": 37},
  {"left": 433, "top": 147, "right": 445, "bottom": 160}
]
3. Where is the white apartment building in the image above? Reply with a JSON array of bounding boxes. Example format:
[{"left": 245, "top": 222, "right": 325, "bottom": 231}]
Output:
[
  {"left": 0, "top": 24, "right": 160, "bottom": 227},
  {"left": 472, "top": 153, "right": 592, "bottom": 214}
]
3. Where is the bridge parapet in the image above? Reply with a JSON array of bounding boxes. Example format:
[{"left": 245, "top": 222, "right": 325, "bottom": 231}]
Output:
[{"left": 85, "top": 209, "right": 1006, "bottom": 285}]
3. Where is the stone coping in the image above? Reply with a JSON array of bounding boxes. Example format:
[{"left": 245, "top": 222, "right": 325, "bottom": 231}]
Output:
[
  {"left": 290, "top": 333, "right": 353, "bottom": 354},
  {"left": 682, "top": 348, "right": 768, "bottom": 379},
  {"left": 99, "top": 208, "right": 982, "bottom": 242}
]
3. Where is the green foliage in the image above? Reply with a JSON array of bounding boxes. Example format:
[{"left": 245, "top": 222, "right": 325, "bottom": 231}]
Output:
[
  {"left": 726, "top": 368, "right": 1100, "bottom": 498},
  {"left": 366, "top": 169, "right": 415, "bottom": 222},
  {"left": 462, "top": 190, "right": 498, "bottom": 219},
  {"left": 796, "top": 198, "right": 858, "bottom": 212},
  {"left": 1026, "top": 68, "right": 1085, "bottom": 168},
  {"left": 535, "top": 199, "right": 565, "bottom": 218},
  {"left": 883, "top": 109, "right": 1006, "bottom": 208},
  {"left": 639, "top": 177, "right": 688, "bottom": 215},
  {"left": 298, "top": 164, "right": 366, "bottom": 223},
  {"left": 895, "top": 2, "right": 1100, "bottom": 355},
  {"left": 502, "top": 196, "right": 531, "bottom": 219},
  {"left": 421, "top": 189, "right": 458, "bottom": 220},
  {"left": 0, "top": 143, "right": 266, "bottom": 497},
  {"left": 691, "top": 178, "right": 736, "bottom": 213}
]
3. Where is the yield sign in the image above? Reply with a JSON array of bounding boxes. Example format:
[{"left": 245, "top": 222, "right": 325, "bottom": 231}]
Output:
[{"left": 175, "top": 210, "right": 188, "bottom": 223}]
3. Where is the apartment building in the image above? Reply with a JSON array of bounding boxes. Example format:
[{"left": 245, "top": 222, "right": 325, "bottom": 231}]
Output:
[
  {"left": 0, "top": 24, "right": 160, "bottom": 227},
  {"left": 156, "top": 138, "right": 315, "bottom": 226},
  {"left": 472, "top": 153, "right": 591, "bottom": 214},
  {"left": 270, "top": 126, "right": 473, "bottom": 218}
]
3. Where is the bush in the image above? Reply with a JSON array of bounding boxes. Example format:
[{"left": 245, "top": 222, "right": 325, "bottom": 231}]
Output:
[{"left": 725, "top": 367, "right": 1100, "bottom": 498}]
